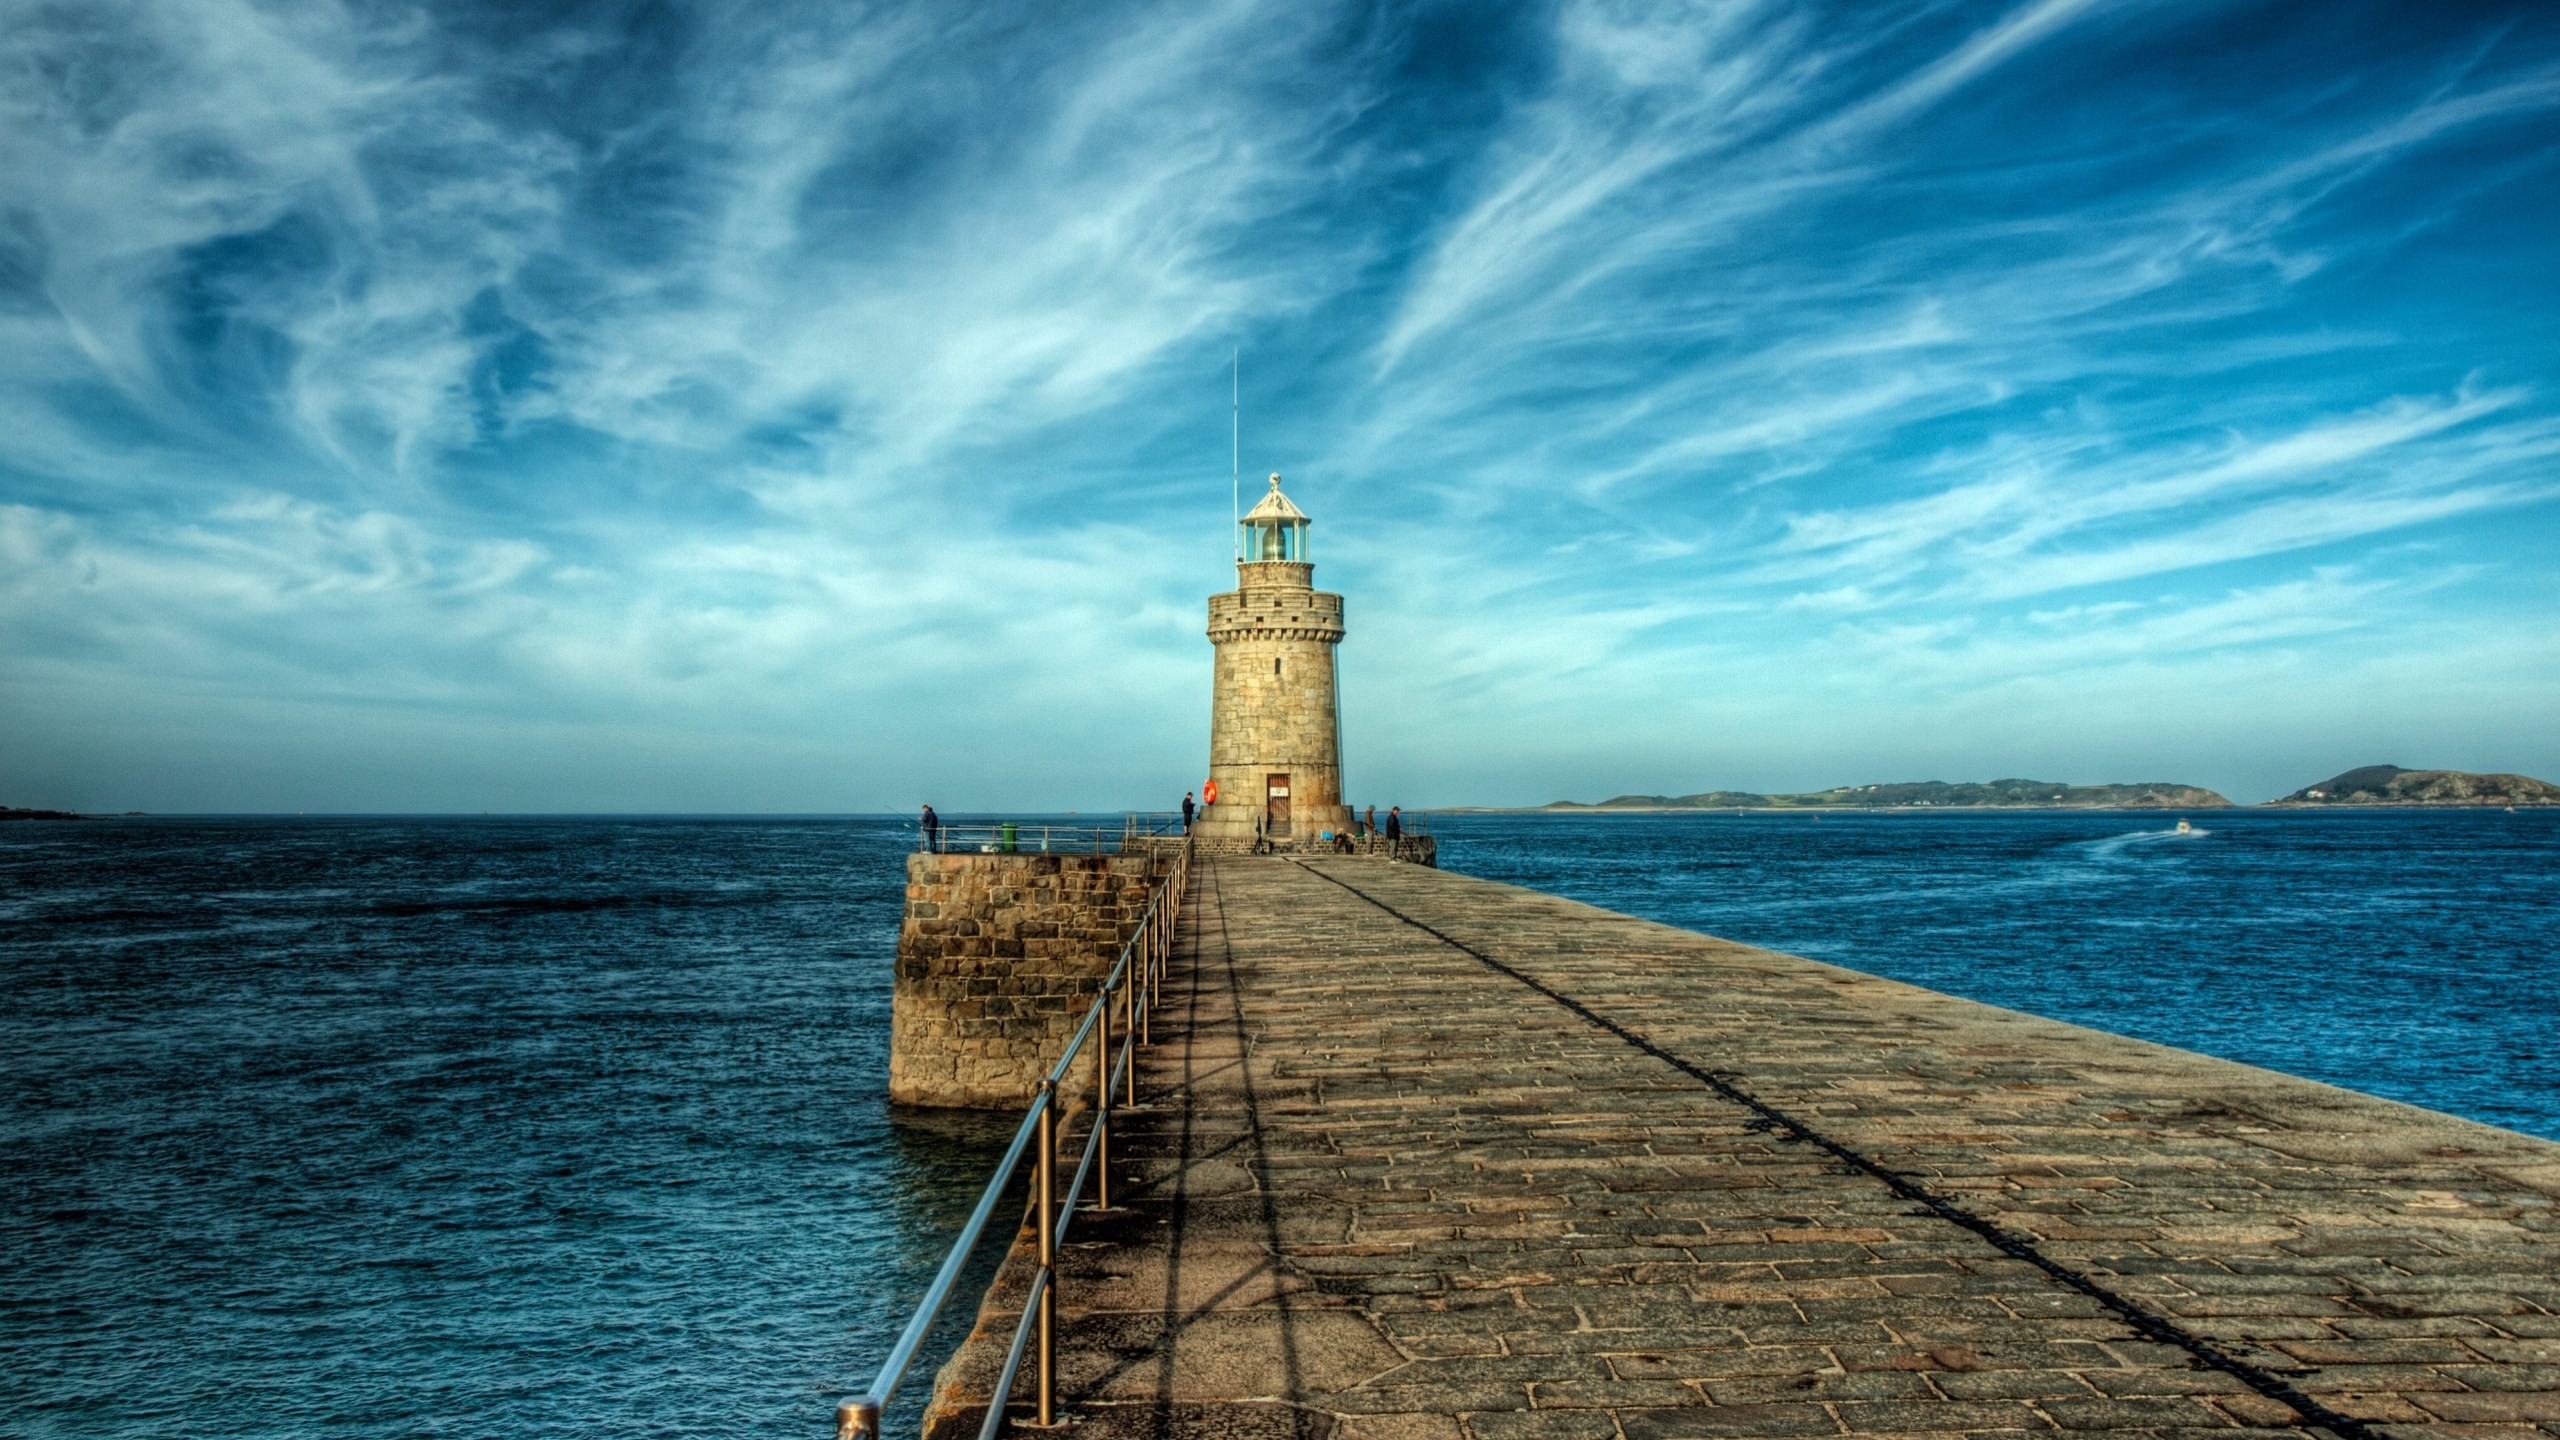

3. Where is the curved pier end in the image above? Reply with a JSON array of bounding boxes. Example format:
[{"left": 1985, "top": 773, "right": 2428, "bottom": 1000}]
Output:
[{"left": 922, "top": 856, "right": 2560, "bottom": 1440}]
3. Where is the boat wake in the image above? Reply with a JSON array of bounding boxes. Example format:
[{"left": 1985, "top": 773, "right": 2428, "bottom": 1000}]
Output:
[{"left": 2082, "top": 825, "right": 2209, "bottom": 859}]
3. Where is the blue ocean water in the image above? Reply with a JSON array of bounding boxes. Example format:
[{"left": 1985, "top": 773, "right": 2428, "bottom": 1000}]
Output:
[
  {"left": 0, "top": 817, "right": 1010, "bottom": 1440},
  {"left": 3, "top": 809, "right": 2555, "bottom": 1438},
  {"left": 1432, "top": 808, "right": 2560, "bottom": 1141}
]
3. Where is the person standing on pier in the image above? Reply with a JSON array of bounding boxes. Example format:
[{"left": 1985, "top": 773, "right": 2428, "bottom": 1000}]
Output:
[
  {"left": 1182, "top": 792, "right": 1196, "bottom": 833},
  {"left": 1385, "top": 806, "right": 1402, "bottom": 860},
  {"left": 919, "top": 804, "right": 939, "bottom": 852}
]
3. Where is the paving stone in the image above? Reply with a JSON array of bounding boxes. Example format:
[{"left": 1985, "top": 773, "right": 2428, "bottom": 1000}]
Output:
[
  {"left": 1336, "top": 1416, "right": 1467, "bottom": 1440},
  {"left": 2073, "top": 1370, "right": 2249, "bottom": 1398},
  {"left": 1526, "top": 1379, "right": 1710, "bottom": 1410},
  {"left": 1702, "top": 1371, "right": 1940, "bottom": 1405},
  {"left": 1833, "top": 1400, "right": 2056, "bottom": 1432},
  {"left": 2431, "top": 1368, "right": 2560, "bottom": 1394},
  {"left": 2414, "top": 1394, "right": 2560, "bottom": 1424},
  {"left": 915, "top": 859, "right": 2560, "bottom": 1440},
  {"left": 1619, "top": 1402, "right": 1842, "bottom": 1437},
  {"left": 1462, "top": 1409, "right": 1623, "bottom": 1440},
  {"left": 2036, "top": 1396, "right": 2227, "bottom": 1429},
  {"left": 1929, "top": 1371, "right": 2104, "bottom": 1401}
]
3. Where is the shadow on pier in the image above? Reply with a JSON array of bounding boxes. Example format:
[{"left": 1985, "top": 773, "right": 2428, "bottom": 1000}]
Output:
[{"left": 922, "top": 856, "right": 2560, "bottom": 1440}]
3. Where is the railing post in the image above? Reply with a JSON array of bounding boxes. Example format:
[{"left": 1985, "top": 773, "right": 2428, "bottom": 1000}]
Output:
[
  {"left": 1035, "top": 1081, "right": 1057, "bottom": 1427},
  {"left": 1121, "top": 963, "right": 1138, "bottom": 1107},
  {"left": 851, "top": 871, "right": 1198, "bottom": 1440},
  {"left": 1095, "top": 982, "right": 1112, "bottom": 1210}
]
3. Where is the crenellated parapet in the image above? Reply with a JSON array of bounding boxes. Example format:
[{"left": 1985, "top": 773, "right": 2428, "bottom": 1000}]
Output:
[{"left": 1205, "top": 587, "right": 1345, "bottom": 644}]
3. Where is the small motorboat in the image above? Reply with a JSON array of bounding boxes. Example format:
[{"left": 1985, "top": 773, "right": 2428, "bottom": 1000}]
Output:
[{"left": 2175, "top": 818, "right": 2193, "bottom": 834}]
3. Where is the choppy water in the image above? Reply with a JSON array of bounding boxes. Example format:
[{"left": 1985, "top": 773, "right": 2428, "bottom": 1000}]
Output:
[
  {"left": 0, "top": 818, "right": 1008, "bottom": 1440},
  {"left": 3, "top": 809, "right": 2555, "bottom": 1437},
  {"left": 1433, "top": 807, "right": 2560, "bottom": 1141}
]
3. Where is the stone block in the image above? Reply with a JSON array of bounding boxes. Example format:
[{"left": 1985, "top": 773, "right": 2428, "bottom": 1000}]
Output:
[{"left": 890, "top": 848, "right": 1178, "bottom": 1107}]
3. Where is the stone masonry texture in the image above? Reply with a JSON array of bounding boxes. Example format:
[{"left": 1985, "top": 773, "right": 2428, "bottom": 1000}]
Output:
[
  {"left": 1200, "top": 559, "right": 1351, "bottom": 846},
  {"left": 924, "top": 857, "right": 2560, "bottom": 1440},
  {"left": 888, "top": 850, "right": 1173, "bottom": 1109}
]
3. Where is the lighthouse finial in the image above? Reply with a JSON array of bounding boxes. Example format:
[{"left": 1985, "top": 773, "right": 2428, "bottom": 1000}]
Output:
[{"left": 1269, "top": 472, "right": 1282, "bottom": 491}]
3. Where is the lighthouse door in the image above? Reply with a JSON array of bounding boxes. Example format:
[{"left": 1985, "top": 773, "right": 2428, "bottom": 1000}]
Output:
[{"left": 1265, "top": 773, "right": 1292, "bottom": 838}]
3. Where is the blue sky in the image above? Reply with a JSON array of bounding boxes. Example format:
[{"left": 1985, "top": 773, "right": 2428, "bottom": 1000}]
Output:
[{"left": 3, "top": 0, "right": 2555, "bottom": 812}]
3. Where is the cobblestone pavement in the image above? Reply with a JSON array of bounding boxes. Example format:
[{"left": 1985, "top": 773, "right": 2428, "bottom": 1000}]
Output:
[{"left": 924, "top": 857, "right": 2560, "bottom": 1440}]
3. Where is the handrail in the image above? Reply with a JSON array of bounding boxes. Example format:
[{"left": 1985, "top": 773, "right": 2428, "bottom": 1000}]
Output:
[
  {"left": 919, "top": 824, "right": 1129, "bottom": 855},
  {"left": 839, "top": 838, "right": 1191, "bottom": 1440},
  {"left": 918, "top": 820, "right": 1195, "bottom": 854},
  {"left": 973, "top": 1270, "right": 1048, "bottom": 1440}
]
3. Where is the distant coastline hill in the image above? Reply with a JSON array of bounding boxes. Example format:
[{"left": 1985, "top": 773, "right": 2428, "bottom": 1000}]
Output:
[
  {"left": 1, "top": 805, "right": 87, "bottom": 821},
  {"left": 1545, "top": 779, "right": 2233, "bottom": 811},
  {"left": 2273, "top": 766, "right": 2560, "bottom": 807}
]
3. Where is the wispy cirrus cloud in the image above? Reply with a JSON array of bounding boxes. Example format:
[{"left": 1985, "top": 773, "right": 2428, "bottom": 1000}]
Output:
[{"left": 1752, "top": 383, "right": 2548, "bottom": 598}]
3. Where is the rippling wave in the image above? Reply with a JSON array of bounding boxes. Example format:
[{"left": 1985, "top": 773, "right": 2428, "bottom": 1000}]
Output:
[
  {"left": 1, "top": 817, "right": 1008, "bottom": 1439},
  {"left": 1435, "top": 807, "right": 2559, "bottom": 1140},
  {"left": 7, "top": 809, "right": 2554, "bottom": 1436}
]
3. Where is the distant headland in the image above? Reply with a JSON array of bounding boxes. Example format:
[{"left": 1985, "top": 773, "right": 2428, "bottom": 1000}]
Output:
[
  {"left": 1534, "top": 779, "right": 2231, "bottom": 811},
  {"left": 2267, "top": 765, "right": 2560, "bottom": 807},
  {"left": 1519, "top": 765, "right": 2559, "bottom": 812},
  {"left": 1, "top": 806, "right": 91, "bottom": 821}
]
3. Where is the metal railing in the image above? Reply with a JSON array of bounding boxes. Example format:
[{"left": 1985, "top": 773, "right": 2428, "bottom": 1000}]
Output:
[
  {"left": 919, "top": 813, "right": 1193, "bottom": 854},
  {"left": 838, "top": 839, "right": 1192, "bottom": 1440}
]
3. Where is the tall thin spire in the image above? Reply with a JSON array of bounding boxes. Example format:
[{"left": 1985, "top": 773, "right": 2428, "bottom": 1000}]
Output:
[{"left": 1231, "top": 348, "right": 1240, "bottom": 560}]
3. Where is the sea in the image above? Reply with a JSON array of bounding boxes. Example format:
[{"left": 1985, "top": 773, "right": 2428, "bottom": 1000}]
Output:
[{"left": 3, "top": 809, "right": 2555, "bottom": 1438}]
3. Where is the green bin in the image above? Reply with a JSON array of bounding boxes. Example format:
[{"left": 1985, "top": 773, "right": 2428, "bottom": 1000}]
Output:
[{"left": 1000, "top": 821, "right": 1019, "bottom": 853}]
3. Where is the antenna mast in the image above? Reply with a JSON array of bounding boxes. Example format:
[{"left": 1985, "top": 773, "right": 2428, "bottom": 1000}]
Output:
[{"left": 1231, "top": 348, "right": 1240, "bottom": 560}]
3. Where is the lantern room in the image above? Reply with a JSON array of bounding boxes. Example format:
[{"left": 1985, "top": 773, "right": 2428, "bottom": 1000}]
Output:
[{"left": 1239, "top": 473, "right": 1309, "bottom": 563}]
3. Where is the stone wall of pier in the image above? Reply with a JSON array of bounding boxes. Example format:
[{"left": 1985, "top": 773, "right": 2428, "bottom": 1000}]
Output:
[{"left": 889, "top": 849, "right": 1177, "bottom": 1109}]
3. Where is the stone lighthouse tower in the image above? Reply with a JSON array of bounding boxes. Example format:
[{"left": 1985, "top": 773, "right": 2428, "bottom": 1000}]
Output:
[{"left": 1198, "top": 474, "right": 1350, "bottom": 846}]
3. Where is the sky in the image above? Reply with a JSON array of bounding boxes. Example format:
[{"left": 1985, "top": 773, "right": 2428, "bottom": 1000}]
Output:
[{"left": 3, "top": 0, "right": 2556, "bottom": 813}]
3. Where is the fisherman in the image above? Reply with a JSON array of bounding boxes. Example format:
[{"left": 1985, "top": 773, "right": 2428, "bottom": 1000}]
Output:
[
  {"left": 1182, "top": 791, "right": 1196, "bottom": 833},
  {"left": 919, "top": 804, "right": 939, "bottom": 852},
  {"left": 1385, "top": 806, "right": 1403, "bottom": 860}
]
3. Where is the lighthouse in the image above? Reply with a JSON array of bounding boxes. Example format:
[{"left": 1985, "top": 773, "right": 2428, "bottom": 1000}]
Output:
[{"left": 1197, "top": 474, "right": 1350, "bottom": 847}]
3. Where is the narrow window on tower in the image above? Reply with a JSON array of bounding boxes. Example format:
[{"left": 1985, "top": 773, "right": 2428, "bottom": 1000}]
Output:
[{"left": 1274, "top": 658, "right": 1282, "bottom": 676}]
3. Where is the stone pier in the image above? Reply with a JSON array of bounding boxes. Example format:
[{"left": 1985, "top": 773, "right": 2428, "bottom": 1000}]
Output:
[
  {"left": 922, "top": 856, "right": 2560, "bottom": 1440},
  {"left": 889, "top": 848, "right": 1178, "bottom": 1109}
]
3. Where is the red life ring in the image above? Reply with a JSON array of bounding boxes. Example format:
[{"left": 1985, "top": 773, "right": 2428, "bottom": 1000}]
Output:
[{"left": 1202, "top": 781, "right": 1219, "bottom": 805}]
